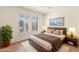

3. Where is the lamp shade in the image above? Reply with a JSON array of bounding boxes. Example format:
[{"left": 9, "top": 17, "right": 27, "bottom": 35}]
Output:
[
  {"left": 43, "top": 26, "right": 47, "bottom": 32},
  {"left": 69, "top": 27, "right": 75, "bottom": 33},
  {"left": 68, "top": 27, "right": 76, "bottom": 37}
]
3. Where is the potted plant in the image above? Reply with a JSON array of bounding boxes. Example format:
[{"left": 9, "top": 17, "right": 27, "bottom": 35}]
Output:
[{"left": 1, "top": 25, "right": 13, "bottom": 47}]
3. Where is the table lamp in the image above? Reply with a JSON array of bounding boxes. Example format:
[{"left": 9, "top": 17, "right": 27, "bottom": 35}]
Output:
[
  {"left": 69, "top": 27, "right": 75, "bottom": 37},
  {"left": 42, "top": 26, "right": 47, "bottom": 33}
]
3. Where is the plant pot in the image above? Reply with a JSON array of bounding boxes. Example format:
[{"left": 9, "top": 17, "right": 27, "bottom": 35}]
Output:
[{"left": 3, "top": 40, "right": 10, "bottom": 47}]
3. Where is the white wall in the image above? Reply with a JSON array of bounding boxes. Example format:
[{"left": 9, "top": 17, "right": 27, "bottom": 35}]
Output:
[
  {"left": 0, "top": 6, "right": 45, "bottom": 43},
  {"left": 0, "top": 7, "right": 2, "bottom": 27},
  {"left": 45, "top": 6, "right": 79, "bottom": 35}
]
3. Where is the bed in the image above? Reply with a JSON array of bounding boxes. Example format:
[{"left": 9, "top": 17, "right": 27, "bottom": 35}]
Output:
[{"left": 29, "top": 27, "right": 67, "bottom": 52}]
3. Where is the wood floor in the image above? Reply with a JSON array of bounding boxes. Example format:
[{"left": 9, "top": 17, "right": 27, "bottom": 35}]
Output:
[{"left": 0, "top": 40, "right": 79, "bottom": 52}]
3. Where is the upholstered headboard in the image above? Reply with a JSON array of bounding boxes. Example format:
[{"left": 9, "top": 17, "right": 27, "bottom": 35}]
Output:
[{"left": 48, "top": 27, "right": 67, "bottom": 36}]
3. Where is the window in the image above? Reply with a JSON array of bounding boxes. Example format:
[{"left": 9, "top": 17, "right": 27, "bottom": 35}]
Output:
[
  {"left": 19, "top": 15, "right": 38, "bottom": 33},
  {"left": 32, "top": 16, "right": 38, "bottom": 32},
  {"left": 19, "top": 15, "right": 24, "bottom": 28},
  {"left": 24, "top": 15, "right": 29, "bottom": 32},
  {"left": 19, "top": 15, "right": 29, "bottom": 32}
]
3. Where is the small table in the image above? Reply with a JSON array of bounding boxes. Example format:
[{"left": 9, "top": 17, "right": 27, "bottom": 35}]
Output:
[{"left": 64, "top": 36, "right": 78, "bottom": 46}]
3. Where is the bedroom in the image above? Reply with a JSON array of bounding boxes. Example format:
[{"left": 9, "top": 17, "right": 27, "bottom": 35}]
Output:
[{"left": 0, "top": 6, "right": 79, "bottom": 52}]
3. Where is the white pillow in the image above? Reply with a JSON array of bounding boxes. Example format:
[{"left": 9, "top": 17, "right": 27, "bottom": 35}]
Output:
[{"left": 53, "top": 30, "right": 63, "bottom": 35}]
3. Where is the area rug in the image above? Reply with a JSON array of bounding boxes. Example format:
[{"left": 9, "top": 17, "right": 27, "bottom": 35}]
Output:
[{"left": 58, "top": 45, "right": 70, "bottom": 52}]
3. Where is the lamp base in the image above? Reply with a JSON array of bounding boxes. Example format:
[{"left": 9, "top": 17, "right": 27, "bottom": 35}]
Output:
[{"left": 71, "top": 32, "right": 73, "bottom": 37}]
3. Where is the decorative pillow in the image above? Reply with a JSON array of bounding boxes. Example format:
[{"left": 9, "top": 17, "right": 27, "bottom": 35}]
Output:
[
  {"left": 50, "top": 29, "right": 55, "bottom": 33},
  {"left": 53, "top": 30, "right": 59, "bottom": 35},
  {"left": 53, "top": 30, "right": 63, "bottom": 35},
  {"left": 59, "top": 30, "right": 64, "bottom": 35},
  {"left": 47, "top": 29, "right": 53, "bottom": 33}
]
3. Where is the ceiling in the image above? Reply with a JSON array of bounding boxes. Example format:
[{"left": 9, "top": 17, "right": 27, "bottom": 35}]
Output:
[{"left": 23, "top": 6, "right": 54, "bottom": 14}]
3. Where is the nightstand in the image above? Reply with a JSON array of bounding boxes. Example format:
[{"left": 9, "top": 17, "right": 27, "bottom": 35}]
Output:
[{"left": 64, "top": 36, "right": 78, "bottom": 46}]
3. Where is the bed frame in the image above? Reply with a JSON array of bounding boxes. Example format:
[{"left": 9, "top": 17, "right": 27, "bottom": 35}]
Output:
[{"left": 29, "top": 27, "right": 67, "bottom": 52}]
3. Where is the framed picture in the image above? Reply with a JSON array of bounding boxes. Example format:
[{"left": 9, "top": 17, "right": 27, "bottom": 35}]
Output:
[{"left": 49, "top": 17, "right": 64, "bottom": 26}]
